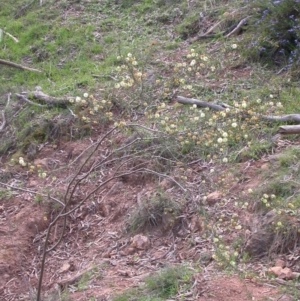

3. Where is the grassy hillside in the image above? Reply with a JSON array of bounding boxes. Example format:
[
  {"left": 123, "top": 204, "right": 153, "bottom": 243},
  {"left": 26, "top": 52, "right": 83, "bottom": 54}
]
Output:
[{"left": 1, "top": 0, "right": 300, "bottom": 300}]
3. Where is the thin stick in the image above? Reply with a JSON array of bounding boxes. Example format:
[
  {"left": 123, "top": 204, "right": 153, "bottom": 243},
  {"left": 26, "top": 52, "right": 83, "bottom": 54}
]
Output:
[
  {"left": 225, "top": 16, "right": 250, "bottom": 37},
  {"left": 0, "top": 182, "right": 64, "bottom": 207},
  {"left": 0, "top": 59, "right": 41, "bottom": 72},
  {"left": 3, "top": 31, "right": 19, "bottom": 42}
]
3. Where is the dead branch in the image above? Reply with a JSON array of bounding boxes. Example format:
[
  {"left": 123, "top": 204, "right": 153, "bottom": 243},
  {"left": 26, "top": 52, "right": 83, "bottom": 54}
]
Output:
[
  {"left": 0, "top": 93, "right": 11, "bottom": 132},
  {"left": 57, "top": 266, "right": 95, "bottom": 288},
  {"left": 15, "top": 93, "right": 48, "bottom": 107},
  {"left": 177, "top": 95, "right": 226, "bottom": 111},
  {"left": 278, "top": 125, "right": 300, "bottom": 135},
  {"left": 16, "top": 90, "right": 74, "bottom": 107},
  {"left": 3, "top": 30, "right": 19, "bottom": 42},
  {"left": 0, "top": 59, "right": 41, "bottom": 72},
  {"left": 261, "top": 114, "right": 300, "bottom": 123},
  {"left": 32, "top": 90, "right": 71, "bottom": 106},
  {"left": 199, "top": 20, "right": 224, "bottom": 38},
  {"left": 0, "top": 182, "right": 64, "bottom": 207},
  {"left": 225, "top": 16, "right": 250, "bottom": 37},
  {"left": 192, "top": 16, "right": 249, "bottom": 41},
  {"left": 176, "top": 95, "right": 300, "bottom": 136}
]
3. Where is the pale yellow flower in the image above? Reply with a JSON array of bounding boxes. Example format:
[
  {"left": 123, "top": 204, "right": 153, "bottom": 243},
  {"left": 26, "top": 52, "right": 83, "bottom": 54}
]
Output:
[{"left": 190, "top": 59, "right": 196, "bottom": 66}]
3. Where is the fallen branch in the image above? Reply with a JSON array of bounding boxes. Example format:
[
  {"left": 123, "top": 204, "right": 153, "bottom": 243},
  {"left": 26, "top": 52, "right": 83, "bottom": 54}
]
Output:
[
  {"left": 197, "top": 20, "right": 224, "bottom": 38},
  {"left": 16, "top": 90, "right": 74, "bottom": 107},
  {"left": 57, "top": 266, "right": 95, "bottom": 288},
  {"left": 15, "top": 93, "right": 48, "bottom": 107},
  {"left": 0, "top": 93, "right": 11, "bottom": 132},
  {"left": 278, "top": 125, "right": 300, "bottom": 135},
  {"left": 261, "top": 114, "right": 300, "bottom": 123},
  {"left": 32, "top": 90, "right": 71, "bottom": 106},
  {"left": 3, "top": 30, "right": 19, "bottom": 43},
  {"left": 176, "top": 95, "right": 300, "bottom": 136},
  {"left": 0, "top": 58, "right": 41, "bottom": 72},
  {"left": 177, "top": 95, "right": 226, "bottom": 111},
  {"left": 225, "top": 16, "right": 250, "bottom": 37},
  {"left": 192, "top": 16, "right": 249, "bottom": 41}
]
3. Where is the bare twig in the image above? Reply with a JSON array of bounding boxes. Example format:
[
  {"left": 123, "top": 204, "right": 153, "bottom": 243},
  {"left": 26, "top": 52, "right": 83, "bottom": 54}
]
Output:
[
  {"left": 67, "top": 106, "right": 77, "bottom": 118},
  {"left": 0, "top": 59, "right": 41, "bottom": 72},
  {"left": 0, "top": 182, "right": 64, "bottom": 207},
  {"left": 225, "top": 16, "right": 250, "bottom": 37},
  {"left": 3, "top": 30, "right": 19, "bottom": 42},
  {"left": 202, "top": 20, "right": 224, "bottom": 36}
]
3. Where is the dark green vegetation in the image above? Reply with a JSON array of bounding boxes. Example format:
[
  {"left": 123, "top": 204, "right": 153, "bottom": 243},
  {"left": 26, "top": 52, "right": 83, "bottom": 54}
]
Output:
[
  {"left": 245, "top": 0, "right": 300, "bottom": 78},
  {"left": 112, "top": 265, "right": 192, "bottom": 301}
]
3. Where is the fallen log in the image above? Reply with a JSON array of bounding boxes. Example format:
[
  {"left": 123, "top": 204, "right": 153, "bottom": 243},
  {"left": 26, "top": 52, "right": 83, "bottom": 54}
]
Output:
[
  {"left": 16, "top": 90, "right": 74, "bottom": 107},
  {"left": 278, "top": 125, "right": 300, "bottom": 135},
  {"left": 176, "top": 95, "right": 226, "bottom": 111}
]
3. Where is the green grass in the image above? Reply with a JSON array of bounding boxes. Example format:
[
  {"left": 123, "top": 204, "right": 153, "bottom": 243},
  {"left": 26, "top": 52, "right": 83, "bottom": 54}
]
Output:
[{"left": 112, "top": 265, "right": 192, "bottom": 301}]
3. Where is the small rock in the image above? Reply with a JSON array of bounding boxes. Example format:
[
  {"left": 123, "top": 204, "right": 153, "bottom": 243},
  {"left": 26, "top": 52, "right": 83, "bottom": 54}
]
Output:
[
  {"left": 130, "top": 234, "right": 150, "bottom": 250},
  {"left": 269, "top": 266, "right": 293, "bottom": 279},
  {"left": 59, "top": 262, "right": 71, "bottom": 274},
  {"left": 275, "top": 259, "right": 286, "bottom": 268},
  {"left": 269, "top": 266, "right": 283, "bottom": 277},
  {"left": 291, "top": 272, "right": 300, "bottom": 279},
  {"left": 279, "top": 267, "right": 293, "bottom": 279},
  {"left": 34, "top": 158, "right": 49, "bottom": 169},
  {"left": 206, "top": 191, "right": 222, "bottom": 205}
]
